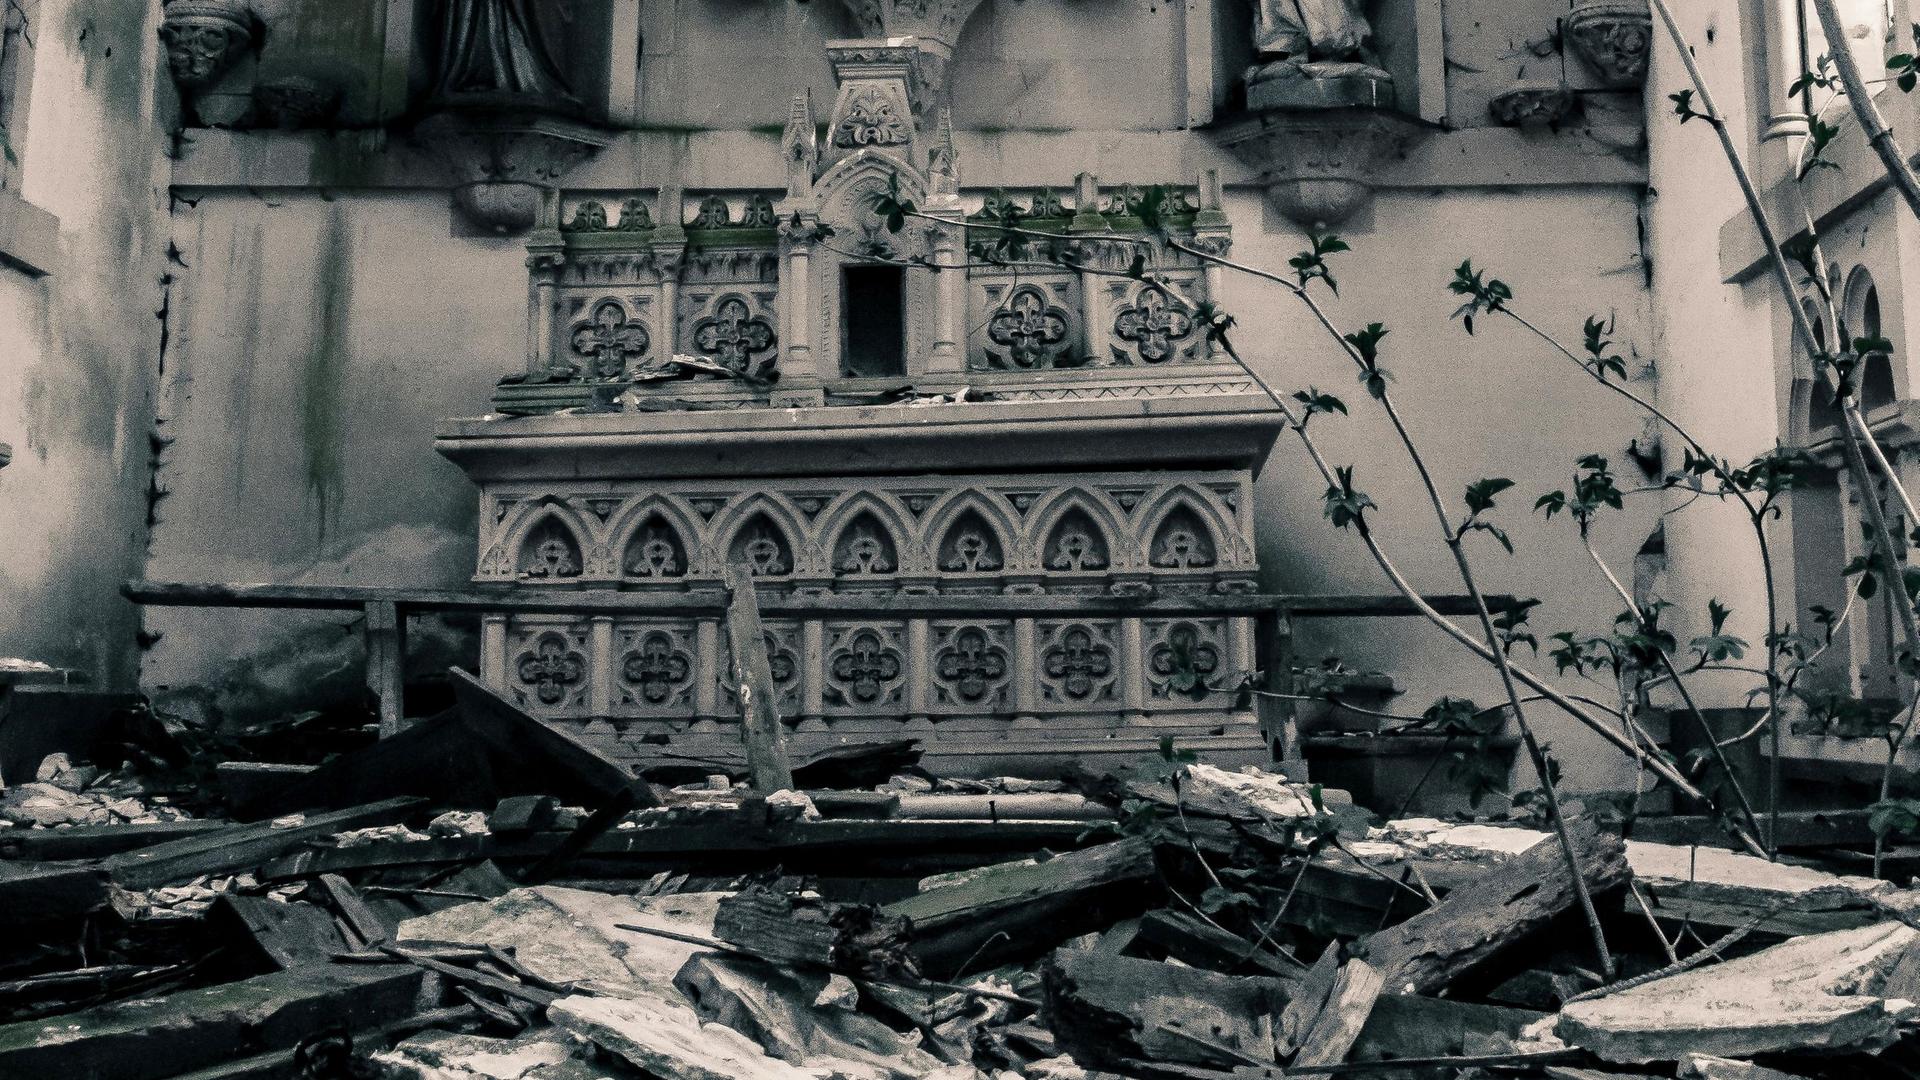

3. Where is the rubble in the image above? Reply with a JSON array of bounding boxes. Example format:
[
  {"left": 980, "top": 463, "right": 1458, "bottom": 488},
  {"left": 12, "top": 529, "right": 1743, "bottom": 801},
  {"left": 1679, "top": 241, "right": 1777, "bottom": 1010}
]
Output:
[{"left": 6, "top": 668, "right": 1920, "bottom": 1079}]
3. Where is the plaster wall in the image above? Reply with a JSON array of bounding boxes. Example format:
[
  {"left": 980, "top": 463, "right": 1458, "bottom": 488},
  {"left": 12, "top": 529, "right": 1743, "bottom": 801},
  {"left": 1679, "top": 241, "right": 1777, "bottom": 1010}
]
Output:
[
  {"left": 140, "top": 192, "right": 501, "bottom": 717},
  {"left": 0, "top": 0, "right": 170, "bottom": 686},
  {"left": 1224, "top": 185, "right": 1660, "bottom": 793}
]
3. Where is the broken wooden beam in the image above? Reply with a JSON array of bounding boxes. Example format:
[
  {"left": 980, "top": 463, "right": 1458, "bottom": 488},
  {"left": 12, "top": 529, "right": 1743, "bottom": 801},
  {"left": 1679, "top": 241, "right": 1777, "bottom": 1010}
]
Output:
[
  {"left": 214, "top": 894, "right": 354, "bottom": 970},
  {"left": 0, "top": 963, "right": 426, "bottom": 1080},
  {"left": 0, "top": 860, "right": 108, "bottom": 922},
  {"left": 1290, "top": 959, "right": 1383, "bottom": 1069},
  {"left": 883, "top": 838, "right": 1159, "bottom": 974},
  {"left": 449, "top": 667, "right": 660, "bottom": 809},
  {"left": 722, "top": 563, "right": 794, "bottom": 794},
  {"left": 1041, "top": 951, "right": 1286, "bottom": 1073},
  {"left": 1360, "top": 816, "right": 1630, "bottom": 996},
  {"left": 102, "top": 796, "right": 428, "bottom": 889},
  {"left": 712, "top": 886, "right": 915, "bottom": 979},
  {"left": 1134, "top": 909, "right": 1302, "bottom": 976},
  {"left": 0, "top": 820, "right": 232, "bottom": 862}
]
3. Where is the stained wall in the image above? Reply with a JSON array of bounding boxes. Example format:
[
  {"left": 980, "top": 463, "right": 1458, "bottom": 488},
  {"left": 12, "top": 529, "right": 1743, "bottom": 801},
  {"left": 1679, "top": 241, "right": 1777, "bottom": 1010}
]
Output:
[{"left": 0, "top": 0, "right": 171, "bottom": 687}]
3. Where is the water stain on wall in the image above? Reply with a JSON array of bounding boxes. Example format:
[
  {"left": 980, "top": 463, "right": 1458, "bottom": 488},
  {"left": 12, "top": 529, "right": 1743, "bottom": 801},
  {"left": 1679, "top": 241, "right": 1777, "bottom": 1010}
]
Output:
[{"left": 301, "top": 208, "right": 352, "bottom": 544}]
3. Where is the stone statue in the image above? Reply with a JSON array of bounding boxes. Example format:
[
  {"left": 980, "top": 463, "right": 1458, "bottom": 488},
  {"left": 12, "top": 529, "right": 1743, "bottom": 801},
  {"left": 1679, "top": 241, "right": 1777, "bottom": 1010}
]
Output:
[
  {"left": 1253, "top": 0, "right": 1373, "bottom": 63},
  {"left": 431, "top": 0, "right": 576, "bottom": 105},
  {"left": 1247, "top": 0, "right": 1392, "bottom": 108}
]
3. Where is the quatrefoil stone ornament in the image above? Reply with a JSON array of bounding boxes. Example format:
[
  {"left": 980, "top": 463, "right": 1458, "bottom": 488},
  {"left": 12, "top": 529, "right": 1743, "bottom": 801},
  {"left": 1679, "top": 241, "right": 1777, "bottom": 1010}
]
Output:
[
  {"left": 571, "top": 300, "right": 651, "bottom": 379},
  {"left": 986, "top": 286, "right": 1070, "bottom": 369}
]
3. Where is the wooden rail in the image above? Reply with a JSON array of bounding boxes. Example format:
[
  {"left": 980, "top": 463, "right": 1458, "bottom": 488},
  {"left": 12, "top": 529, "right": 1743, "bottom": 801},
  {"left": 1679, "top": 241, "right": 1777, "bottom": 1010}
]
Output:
[
  {"left": 122, "top": 580, "right": 1519, "bottom": 758},
  {"left": 123, "top": 580, "right": 1511, "bottom": 620}
]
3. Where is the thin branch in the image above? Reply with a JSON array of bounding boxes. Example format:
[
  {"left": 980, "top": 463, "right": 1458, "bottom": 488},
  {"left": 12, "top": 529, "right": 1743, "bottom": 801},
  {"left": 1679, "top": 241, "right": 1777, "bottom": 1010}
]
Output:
[{"left": 1808, "top": 0, "right": 1920, "bottom": 222}]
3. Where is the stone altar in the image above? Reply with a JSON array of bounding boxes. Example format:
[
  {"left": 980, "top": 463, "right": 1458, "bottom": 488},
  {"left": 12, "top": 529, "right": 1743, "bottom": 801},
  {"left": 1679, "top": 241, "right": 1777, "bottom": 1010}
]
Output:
[{"left": 434, "top": 40, "right": 1288, "bottom": 775}]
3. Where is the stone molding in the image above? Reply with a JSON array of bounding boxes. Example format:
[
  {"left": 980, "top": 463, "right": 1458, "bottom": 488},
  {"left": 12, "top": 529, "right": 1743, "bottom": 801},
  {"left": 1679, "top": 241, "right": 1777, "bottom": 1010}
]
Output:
[{"left": 472, "top": 469, "right": 1258, "bottom": 588}]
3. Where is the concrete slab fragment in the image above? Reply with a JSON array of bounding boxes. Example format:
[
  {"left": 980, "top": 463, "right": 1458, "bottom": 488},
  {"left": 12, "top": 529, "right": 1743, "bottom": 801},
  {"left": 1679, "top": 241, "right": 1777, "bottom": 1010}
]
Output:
[
  {"left": 397, "top": 886, "right": 726, "bottom": 993},
  {"left": 1557, "top": 921, "right": 1920, "bottom": 1063}
]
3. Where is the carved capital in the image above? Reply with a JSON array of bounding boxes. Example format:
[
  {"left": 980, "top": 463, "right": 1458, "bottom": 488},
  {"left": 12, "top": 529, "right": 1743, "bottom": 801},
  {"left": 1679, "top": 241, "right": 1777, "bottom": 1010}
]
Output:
[
  {"left": 1214, "top": 107, "right": 1428, "bottom": 229},
  {"left": 158, "top": 0, "right": 253, "bottom": 90},
  {"left": 1566, "top": 0, "right": 1652, "bottom": 88}
]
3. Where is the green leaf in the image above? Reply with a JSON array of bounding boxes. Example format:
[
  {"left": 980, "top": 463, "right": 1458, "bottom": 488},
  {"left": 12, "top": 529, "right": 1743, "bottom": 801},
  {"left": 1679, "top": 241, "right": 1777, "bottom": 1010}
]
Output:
[
  {"left": 1323, "top": 466, "right": 1377, "bottom": 530},
  {"left": 1464, "top": 477, "right": 1515, "bottom": 515}
]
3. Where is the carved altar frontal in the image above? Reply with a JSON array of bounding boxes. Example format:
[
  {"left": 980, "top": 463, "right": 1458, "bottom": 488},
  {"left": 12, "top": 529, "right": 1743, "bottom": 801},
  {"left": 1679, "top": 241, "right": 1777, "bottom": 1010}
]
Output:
[{"left": 435, "top": 37, "right": 1289, "bottom": 774}]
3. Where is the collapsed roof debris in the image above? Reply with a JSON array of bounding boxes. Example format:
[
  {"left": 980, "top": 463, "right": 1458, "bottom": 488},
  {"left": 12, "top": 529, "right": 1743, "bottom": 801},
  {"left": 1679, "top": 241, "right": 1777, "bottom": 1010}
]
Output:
[{"left": 2, "top": 668, "right": 1919, "bottom": 1080}]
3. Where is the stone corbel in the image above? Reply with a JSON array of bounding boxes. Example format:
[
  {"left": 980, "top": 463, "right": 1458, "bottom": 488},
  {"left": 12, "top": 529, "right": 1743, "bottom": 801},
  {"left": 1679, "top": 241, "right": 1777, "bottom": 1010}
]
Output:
[
  {"left": 1215, "top": 108, "right": 1428, "bottom": 230},
  {"left": 415, "top": 109, "right": 611, "bottom": 236},
  {"left": 159, "top": 0, "right": 257, "bottom": 126},
  {"left": 1565, "top": 0, "right": 1652, "bottom": 89}
]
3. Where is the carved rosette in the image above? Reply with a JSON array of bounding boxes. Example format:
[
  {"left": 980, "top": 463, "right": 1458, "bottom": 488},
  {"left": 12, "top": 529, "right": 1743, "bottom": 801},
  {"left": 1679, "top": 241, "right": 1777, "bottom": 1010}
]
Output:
[
  {"left": 159, "top": 0, "right": 252, "bottom": 90},
  {"left": 512, "top": 628, "right": 589, "bottom": 710},
  {"left": 1146, "top": 620, "right": 1225, "bottom": 701},
  {"left": 1566, "top": 0, "right": 1652, "bottom": 88},
  {"left": 1214, "top": 108, "right": 1427, "bottom": 229}
]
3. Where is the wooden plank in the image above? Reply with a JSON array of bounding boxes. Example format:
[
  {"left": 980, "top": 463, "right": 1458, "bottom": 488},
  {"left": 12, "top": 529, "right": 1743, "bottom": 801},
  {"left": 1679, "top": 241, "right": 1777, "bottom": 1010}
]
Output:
[
  {"left": 723, "top": 563, "right": 794, "bottom": 793},
  {"left": 0, "top": 861, "right": 109, "bottom": 922},
  {"left": 102, "top": 796, "right": 427, "bottom": 889},
  {"left": 449, "top": 667, "right": 660, "bottom": 808},
  {"left": 1041, "top": 951, "right": 1289, "bottom": 1072},
  {"left": 315, "top": 873, "right": 392, "bottom": 948},
  {"left": 884, "top": 839, "right": 1158, "bottom": 974},
  {"left": 363, "top": 599, "right": 408, "bottom": 738},
  {"left": 1134, "top": 909, "right": 1300, "bottom": 976},
  {"left": 259, "top": 818, "right": 1097, "bottom": 881},
  {"left": 124, "top": 579, "right": 1516, "bottom": 620},
  {"left": 248, "top": 708, "right": 497, "bottom": 817},
  {"left": 215, "top": 894, "right": 352, "bottom": 970},
  {"left": 0, "top": 963, "right": 425, "bottom": 1080},
  {"left": 0, "top": 820, "right": 231, "bottom": 862},
  {"left": 1629, "top": 809, "right": 1873, "bottom": 850}
]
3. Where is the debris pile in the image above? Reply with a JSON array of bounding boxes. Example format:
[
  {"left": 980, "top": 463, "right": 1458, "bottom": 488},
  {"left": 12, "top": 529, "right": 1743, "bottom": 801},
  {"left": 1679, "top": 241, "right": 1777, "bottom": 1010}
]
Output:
[{"left": 3, "top": 671, "right": 1920, "bottom": 1078}]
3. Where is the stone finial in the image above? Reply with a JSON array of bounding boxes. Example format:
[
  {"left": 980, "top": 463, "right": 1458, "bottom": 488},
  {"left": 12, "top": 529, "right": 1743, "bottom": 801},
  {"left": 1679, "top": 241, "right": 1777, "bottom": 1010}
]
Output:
[
  {"left": 158, "top": 0, "right": 253, "bottom": 90},
  {"left": 784, "top": 92, "right": 818, "bottom": 198},
  {"left": 928, "top": 106, "right": 959, "bottom": 197}
]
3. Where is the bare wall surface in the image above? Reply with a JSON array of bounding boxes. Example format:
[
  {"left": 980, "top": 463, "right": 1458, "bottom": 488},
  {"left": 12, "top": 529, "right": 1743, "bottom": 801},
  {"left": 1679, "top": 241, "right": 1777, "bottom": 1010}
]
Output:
[
  {"left": 1226, "top": 186, "right": 1660, "bottom": 793},
  {"left": 0, "top": 0, "right": 170, "bottom": 687},
  {"left": 140, "top": 193, "right": 498, "bottom": 718}
]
